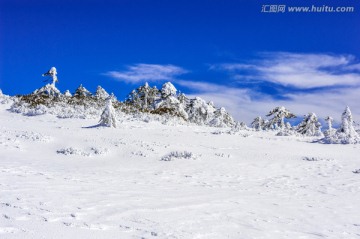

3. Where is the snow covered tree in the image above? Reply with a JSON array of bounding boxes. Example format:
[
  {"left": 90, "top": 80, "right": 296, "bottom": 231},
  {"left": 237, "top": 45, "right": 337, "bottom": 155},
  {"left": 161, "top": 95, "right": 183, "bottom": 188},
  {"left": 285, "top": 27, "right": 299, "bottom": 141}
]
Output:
[
  {"left": 154, "top": 82, "right": 188, "bottom": 120},
  {"left": 74, "top": 84, "right": 92, "bottom": 97},
  {"left": 186, "top": 97, "right": 212, "bottom": 125},
  {"left": 161, "top": 82, "right": 177, "bottom": 98},
  {"left": 321, "top": 106, "right": 360, "bottom": 144},
  {"left": 99, "top": 97, "right": 117, "bottom": 128},
  {"left": 178, "top": 92, "right": 189, "bottom": 108},
  {"left": 324, "top": 116, "right": 336, "bottom": 137},
  {"left": 251, "top": 116, "right": 264, "bottom": 131},
  {"left": 296, "top": 113, "right": 323, "bottom": 137},
  {"left": 95, "top": 86, "right": 110, "bottom": 99},
  {"left": 33, "top": 67, "right": 61, "bottom": 97},
  {"left": 33, "top": 83, "right": 61, "bottom": 97},
  {"left": 126, "top": 83, "right": 160, "bottom": 110},
  {"left": 209, "top": 107, "right": 235, "bottom": 127},
  {"left": 64, "top": 90, "right": 72, "bottom": 97},
  {"left": 42, "top": 67, "right": 58, "bottom": 86},
  {"left": 265, "top": 106, "right": 296, "bottom": 130}
]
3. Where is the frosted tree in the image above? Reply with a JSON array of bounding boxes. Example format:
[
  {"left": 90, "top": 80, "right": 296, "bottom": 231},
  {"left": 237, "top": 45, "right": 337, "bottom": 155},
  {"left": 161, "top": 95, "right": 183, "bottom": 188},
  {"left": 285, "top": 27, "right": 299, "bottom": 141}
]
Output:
[
  {"left": 74, "top": 84, "right": 92, "bottom": 97},
  {"left": 139, "top": 82, "right": 151, "bottom": 109},
  {"left": 95, "top": 86, "right": 110, "bottom": 99},
  {"left": 64, "top": 90, "right": 72, "bottom": 97},
  {"left": 251, "top": 116, "right": 264, "bottom": 131},
  {"left": 209, "top": 107, "right": 235, "bottom": 127},
  {"left": 155, "top": 82, "right": 188, "bottom": 120},
  {"left": 99, "top": 97, "right": 117, "bottom": 128},
  {"left": 42, "top": 67, "right": 58, "bottom": 86},
  {"left": 34, "top": 67, "right": 61, "bottom": 96},
  {"left": 336, "top": 106, "right": 359, "bottom": 143},
  {"left": 296, "top": 113, "right": 323, "bottom": 137},
  {"left": 127, "top": 83, "right": 159, "bottom": 110},
  {"left": 324, "top": 116, "right": 336, "bottom": 137},
  {"left": 187, "top": 97, "right": 212, "bottom": 125},
  {"left": 265, "top": 106, "right": 296, "bottom": 130},
  {"left": 322, "top": 106, "right": 360, "bottom": 144},
  {"left": 178, "top": 92, "right": 189, "bottom": 108}
]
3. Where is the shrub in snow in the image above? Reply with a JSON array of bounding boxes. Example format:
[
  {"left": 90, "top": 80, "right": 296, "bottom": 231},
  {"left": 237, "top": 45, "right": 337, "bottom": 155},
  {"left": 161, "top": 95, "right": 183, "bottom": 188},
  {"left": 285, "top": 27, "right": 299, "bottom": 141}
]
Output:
[
  {"left": 321, "top": 106, "right": 360, "bottom": 144},
  {"left": 74, "top": 84, "right": 92, "bottom": 97},
  {"left": 161, "top": 151, "right": 194, "bottom": 161},
  {"left": 353, "top": 169, "right": 360, "bottom": 174},
  {"left": 95, "top": 86, "right": 110, "bottom": 99},
  {"left": 251, "top": 116, "right": 264, "bottom": 131},
  {"left": 57, "top": 147, "right": 108, "bottom": 156},
  {"left": 99, "top": 97, "right": 117, "bottom": 128},
  {"left": 264, "top": 106, "right": 296, "bottom": 130},
  {"left": 296, "top": 113, "right": 323, "bottom": 137}
]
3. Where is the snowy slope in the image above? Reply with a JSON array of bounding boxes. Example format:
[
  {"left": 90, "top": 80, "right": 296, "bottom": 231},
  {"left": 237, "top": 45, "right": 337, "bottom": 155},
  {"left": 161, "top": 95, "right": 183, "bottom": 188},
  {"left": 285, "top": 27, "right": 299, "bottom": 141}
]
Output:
[{"left": 1, "top": 102, "right": 360, "bottom": 239}]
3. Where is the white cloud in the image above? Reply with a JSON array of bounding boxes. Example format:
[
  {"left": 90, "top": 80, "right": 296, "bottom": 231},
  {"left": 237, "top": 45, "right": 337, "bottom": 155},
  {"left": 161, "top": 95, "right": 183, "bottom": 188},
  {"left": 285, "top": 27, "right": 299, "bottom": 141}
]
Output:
[
  {"left": 104, "top": 64, "right": 188, "bottom": 84},
  {"left": 215, "top": 52, "right": 360, "bottom": 89}
]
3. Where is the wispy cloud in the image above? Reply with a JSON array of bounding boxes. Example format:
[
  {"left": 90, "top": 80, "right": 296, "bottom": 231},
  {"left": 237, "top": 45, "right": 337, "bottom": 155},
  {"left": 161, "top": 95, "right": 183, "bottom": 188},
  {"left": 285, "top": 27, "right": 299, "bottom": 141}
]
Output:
[
  {"left": 104, "top": 64, "right": 188, "bottom": 84},
  {"left": 213, "top": 52, "right": 360, "bottom": 89}
]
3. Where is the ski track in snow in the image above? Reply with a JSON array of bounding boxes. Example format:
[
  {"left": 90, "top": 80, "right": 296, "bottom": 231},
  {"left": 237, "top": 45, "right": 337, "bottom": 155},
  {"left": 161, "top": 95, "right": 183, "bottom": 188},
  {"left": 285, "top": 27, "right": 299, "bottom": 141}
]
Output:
[{"left": 1, "top": 102, "right": 360, "bottom": 239}]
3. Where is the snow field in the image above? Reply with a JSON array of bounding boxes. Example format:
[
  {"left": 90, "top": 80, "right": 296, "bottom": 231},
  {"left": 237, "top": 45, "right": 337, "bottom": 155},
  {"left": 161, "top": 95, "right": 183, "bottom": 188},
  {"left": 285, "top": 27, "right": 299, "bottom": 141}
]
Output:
[{"left": 1, "top": 102, "right": 360, "bottom": 239}]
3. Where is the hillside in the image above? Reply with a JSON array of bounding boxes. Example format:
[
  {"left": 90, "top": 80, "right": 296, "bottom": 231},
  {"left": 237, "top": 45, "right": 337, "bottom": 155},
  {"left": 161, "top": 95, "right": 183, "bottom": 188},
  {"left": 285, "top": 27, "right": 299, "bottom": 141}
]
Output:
[{"left": 1, "top": 98, "right": 360, "bottom": 239}]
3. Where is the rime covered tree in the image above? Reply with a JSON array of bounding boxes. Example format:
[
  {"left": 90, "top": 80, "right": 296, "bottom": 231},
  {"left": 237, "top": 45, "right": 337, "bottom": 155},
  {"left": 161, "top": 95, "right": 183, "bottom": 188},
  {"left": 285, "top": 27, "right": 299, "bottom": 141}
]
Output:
[
  {"left": 296, "top": 113, "right": 323, "bottom": 136},
  {"left": 74, "top": 84, "right": 92, "bottom": 97},
  {"left": 209, "top": 107, "right": 235, "bottom": 127},
  {"left": 33, "top": 67, "right": 61, "bottom": 96},
  {"left": 265, "top": 106, "right": 296, "bottom": 130},
  {"left": 42, "top": 67, "right": 58, "bottom": 86},
  {"left": 154, "top": 82, "right": 188, "bottom": 119},
  {"left": 324, "top": 116, "right": 336, "bottom": 137},
  {"left": 99, "top": 97, "right": 117, "bottom": 128},
  {"left": 95, "top": 86, "right": 110, "bottom": 99},
  {"left": 64, "top": 90, "right": 72, "bottom": 97},
  {"left": 186, "top": 97, "right": 213, "bottom": 125},
  {"left": 322, "top": 106, "right": 360, "bottom": 144},
  {"left": 251, "top": 116, "right": 264, "bottom": 131},
  {"left": 178, "top": 92, "right": 189, "bottom": 108},
  {"left": 127, "top": 82, "right": 160, "bottom": 110}
]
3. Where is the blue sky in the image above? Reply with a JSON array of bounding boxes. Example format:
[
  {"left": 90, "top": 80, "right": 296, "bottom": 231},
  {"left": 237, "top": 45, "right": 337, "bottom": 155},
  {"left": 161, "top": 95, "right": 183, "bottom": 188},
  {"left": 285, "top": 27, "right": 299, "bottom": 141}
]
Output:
[{"left": 1, "top": 0, "right": 360, "bottom": 123}]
